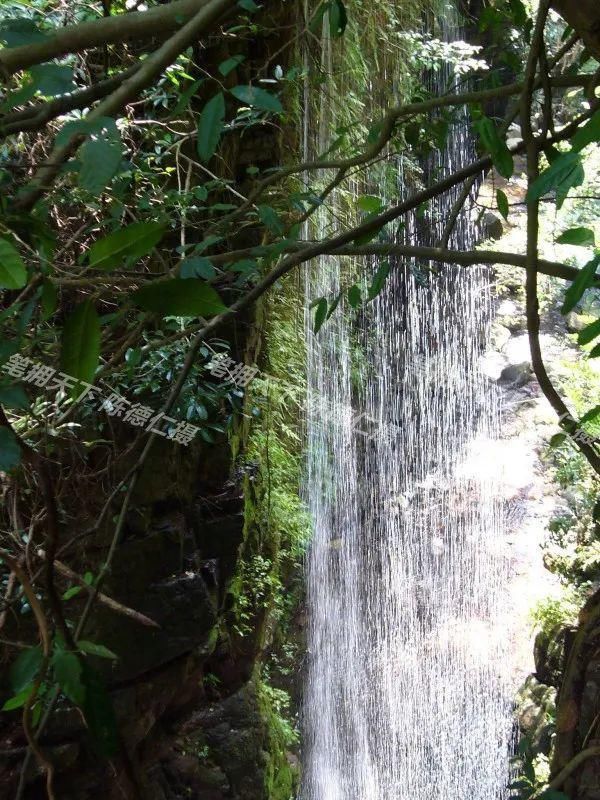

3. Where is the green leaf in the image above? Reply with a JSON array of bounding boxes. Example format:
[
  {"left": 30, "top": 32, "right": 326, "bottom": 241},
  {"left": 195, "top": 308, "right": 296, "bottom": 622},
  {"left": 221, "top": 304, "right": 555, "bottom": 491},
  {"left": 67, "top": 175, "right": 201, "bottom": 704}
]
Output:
[
  {"left": 197, "top": 92, "right": 225, "bottom": 162},
  {"left": 556, "top": 227, "right": 595, "bottom": 247},
  {"left": 572, "top": 109, "right": 600, "bottom": 152},
  {"left": 29, "top": 63, "right": 74, "bottom": 97},
  {"left": 313, "top": 297, "right": 328, "bottom": 333},
  {"left": 230, "top": 85, "right": 283, "bottom": 113},
  {"left": 88, "top": 222, "right": 166, "bottom": 271},
  {"left": 580, "top": 406, "right": 600, "bottom": 425},
  {"left": 77, "top": 640, "right": 118, "bottom": 661},
  {"left": 132, "top": 279, "right": 226, "bottom": 317},
  {"left": 257, "top": 205, "right": 285, "bottom": 235},
  {"left": 79, "top": 136, "right": 122, "bottom": 196},
  {"left": 348, "top": 284, "right": 362, "bottom": 308},
  {"left": 357, "top": 195, "right": 383, "bottom": 214},
  {"left": 0, "top": 384, "right": 30, "bottom": 410},
  {"left": 218, "top": 55, "right": 245, "bottom": 76},
  {"left": 527, "top": 151, "right": 583, "bottom": 205},
  {"left": 562, "top": 255, "right": 600, "bottom": 314},
  {"left": 0, "top": 238, "right": 27, "bottom": 289},
  {"left": 60, "top": 300, "right": 101, "bottom": 384},
  {"left": 0, "top": 427, "right": 21, "bottom": 471},
  {"left": 579, "top": 318, "right": 600, "bottom": 346},
  {"left": 80, "top": 661, "right": 118, "bottom": 757},
  {"left": 0, "top": 18, "right": 46, "bottom": 47},
  {"left": 367, "top": 261, "right": 390, "bottom": 301},
  {"left": 10, "top": 646, "right": 42, "bottom": 693},
  {"left": 238, "top": 0, "right": 259, "bottom": 10},
  {"left": 549, "top": 432, "right": 568, "bottom": 447},
  {"left": 477, "top": 117, "right": 513, "bottom": 179},
  {"left": 496, "top": 189, "right": 509, "bottom": 221},
  {"left": 63, "top": 586, "right": 82, "bottom": 601},
  {"left": 2, "top": 686, "right": 33, "bottom": 711},
  {"left": 180, "top": 257, "right": 216, "bottom": 279},
  {"left": 41, "top": 279, "right": 58, "bottom": 320},
  {"left": 328, "top": 0, "right": 347, "bottom": 36},
  {"left": 591, "top": 343, "right": 600, "bottom": 359},
  {"left": 52, "top": 650, "right": 86, "bottom": 706}
]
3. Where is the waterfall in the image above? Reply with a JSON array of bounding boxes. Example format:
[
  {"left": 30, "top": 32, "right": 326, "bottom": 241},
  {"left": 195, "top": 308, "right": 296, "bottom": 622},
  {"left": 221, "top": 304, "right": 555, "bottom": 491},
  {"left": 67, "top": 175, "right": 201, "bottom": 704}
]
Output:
[{"left": 301, "top": 6, "right": 514, "bottom": 800}]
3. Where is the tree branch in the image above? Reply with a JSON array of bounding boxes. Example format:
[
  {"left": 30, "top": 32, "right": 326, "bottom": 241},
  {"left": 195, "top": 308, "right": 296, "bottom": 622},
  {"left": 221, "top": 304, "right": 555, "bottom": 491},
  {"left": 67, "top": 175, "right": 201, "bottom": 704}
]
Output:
[{"left": 0, "top": 0, "right": 214, "bottom": 76}]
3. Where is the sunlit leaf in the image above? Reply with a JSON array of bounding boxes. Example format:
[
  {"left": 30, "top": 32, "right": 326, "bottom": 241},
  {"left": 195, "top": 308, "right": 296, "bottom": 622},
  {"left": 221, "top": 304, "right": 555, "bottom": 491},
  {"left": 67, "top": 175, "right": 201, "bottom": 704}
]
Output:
[
  {"left": 556, "top": 227, "right": 595, "bottom": 247},
  {"left": 562, "top": 255, "right": 600, "bottom": 314},
  {"left": 527, "top": 151, "right": 583, "bottom": 206},
  {"left": 578, "top": 318, "right": 600, "bottom": 346},
  {"left": 496, "top": 189, "right": 509, "bottom": 221}
]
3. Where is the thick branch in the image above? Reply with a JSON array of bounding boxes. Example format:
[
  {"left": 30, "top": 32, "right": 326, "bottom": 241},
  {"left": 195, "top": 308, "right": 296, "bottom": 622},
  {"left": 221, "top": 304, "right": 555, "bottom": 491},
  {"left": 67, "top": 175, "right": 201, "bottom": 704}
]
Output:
[{"left": 0, "top": 0, "right": 213, "bottom": 76}]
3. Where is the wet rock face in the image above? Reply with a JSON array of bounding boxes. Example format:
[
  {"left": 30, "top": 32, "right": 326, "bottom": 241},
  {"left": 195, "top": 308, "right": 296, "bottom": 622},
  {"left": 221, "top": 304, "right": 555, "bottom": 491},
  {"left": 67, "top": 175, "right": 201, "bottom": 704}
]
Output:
[{"left": 517, "top": 675, "right": 557, "bottom": 756}]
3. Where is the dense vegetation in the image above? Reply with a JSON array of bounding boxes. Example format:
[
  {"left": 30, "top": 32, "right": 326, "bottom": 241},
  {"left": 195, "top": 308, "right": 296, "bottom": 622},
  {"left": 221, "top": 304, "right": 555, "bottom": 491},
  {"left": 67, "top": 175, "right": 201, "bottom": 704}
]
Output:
[{"left": 0, "top": 0, "right": 599, "bottom": 797}]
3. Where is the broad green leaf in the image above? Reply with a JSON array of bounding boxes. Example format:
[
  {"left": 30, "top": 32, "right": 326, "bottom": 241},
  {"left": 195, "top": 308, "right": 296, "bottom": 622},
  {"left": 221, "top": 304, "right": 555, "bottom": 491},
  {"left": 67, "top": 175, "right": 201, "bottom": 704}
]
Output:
[
  {"left": 579, "top": 318, "right": 600, "bottom": 346},
  {"left": 0, "top": 18, "right": 46, "bottom": 47},
  {"left": 29, "top": 63, "right": 74, "bottom": 97},
  {"left": 2, "top": 686, "right": 33, "bottom": 711},
  {"left": 556, "top": 227, "right": 595, "bottom": 247},
  {"left": 0, "top": 238, "right": 27, "bottom": 289},
  {"left": 572, "top": 109, "right": 600, "bottom": 152},
  {"left": 580, "top": 406, "right": 600, "bottom": 425},
  {"left": 56, "top": 116, "right": 118, "bottom": 147},
  {"left": 549, "top": 432, "right": 568, "bottom": 447},
  {"left": 79, "top": 136, "right": 122, "bottom": 196},
  {"left": 63, "top": 586, "right": 82, "bottom": 600},
  {"left": 368, "top": 261, "right": 390, "bottom": 301},
  {"left": 0, "top": 384, "right": 30, "bottom": 410},
  {"left": 477, "top": 117, "right": 513, "bottom": 179},
  {"left": 77, "top": 640, "right": 118, "bottom": 661},
  {"left": 257, "top": 205, "right": 285, "bottom": 235},
  {"left": 0, "top": 427, "right": 21, "bottom": 471},
  {"left": 496, "top": 189, "right": 509, "bottom": 221},
  {"left": 10, "top": 646, "right": 42, "bottom": 693},
  {"left": 313, "top": 297, "right": 328, "bottom": 333},
  {"left": 52, "top": 649, "right": 86, "bottom": 706},
  {"left": 230, "top": 85, "right": 282, "bottom": 113},
  {"left": 132, "top": 279, "right": 226, "bottom": 317},
  {"left": 348, "top": 284, "right": 362, "bottom": 308},
  {"left": 180, "top": 257, "right": 216, "bottom": 279},
  {"left": 60, "top": 300, "right": 101, "bottom": 384},
  {"left": 562, "top": 255, "right": 600, "bottom": 314},
  {"left": 328, "top": 0, "right": 347, "bottom": 36},
  {"left": 238, "top": 0, "right": 259, "bottom": 9},
  {"left": 197, "top": 92, "right": 225, "bottom": 162},
  {"left": 591, "top": 343, "right": 600, "bottom": 358},
  {"left": 357, "top": 195, "right": 383, "bottom": 214},
  {"left": 80, "top": 661, "right": 118, "bottom": 756},
  {"left": 41, "top": 279, "right": 58, "bottom": 321},
  {"left": 218, "top": 55, "right": 245, "bottom": 76},
  {"left": 88, "top": 222, "right": 166, "bottom": 271},
  {"left": 527, "top": 152, "right": 582, "bottom": 204}
]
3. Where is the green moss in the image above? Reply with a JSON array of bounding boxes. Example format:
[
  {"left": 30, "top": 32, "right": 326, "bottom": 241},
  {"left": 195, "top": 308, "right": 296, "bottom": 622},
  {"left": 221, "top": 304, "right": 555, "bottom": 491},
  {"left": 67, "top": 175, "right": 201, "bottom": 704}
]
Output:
[{"left": 258, "top": 680, "right": 299, "bottom": 800}]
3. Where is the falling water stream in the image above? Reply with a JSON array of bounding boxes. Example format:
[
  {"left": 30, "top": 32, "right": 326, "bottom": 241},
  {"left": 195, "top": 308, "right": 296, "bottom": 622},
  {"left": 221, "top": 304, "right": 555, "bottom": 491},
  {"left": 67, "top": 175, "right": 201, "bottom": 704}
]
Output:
[{"left": 301, "top": 7, "right": 514, "bottom": 800}]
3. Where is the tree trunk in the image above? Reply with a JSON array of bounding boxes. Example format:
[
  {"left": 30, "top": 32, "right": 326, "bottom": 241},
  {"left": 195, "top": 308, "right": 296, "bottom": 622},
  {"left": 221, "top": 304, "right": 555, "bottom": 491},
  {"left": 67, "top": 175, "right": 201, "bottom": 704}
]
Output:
[{"left": 552, "top": 0, "right": 600, "bottom": 59}]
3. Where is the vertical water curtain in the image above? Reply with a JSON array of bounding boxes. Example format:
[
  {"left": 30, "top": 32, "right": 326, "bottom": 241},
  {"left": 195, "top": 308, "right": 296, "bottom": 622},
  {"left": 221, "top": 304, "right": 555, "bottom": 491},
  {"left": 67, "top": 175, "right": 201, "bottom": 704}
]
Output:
[{"left": 302, "top": 3, "right": 514, "bottom": 798}]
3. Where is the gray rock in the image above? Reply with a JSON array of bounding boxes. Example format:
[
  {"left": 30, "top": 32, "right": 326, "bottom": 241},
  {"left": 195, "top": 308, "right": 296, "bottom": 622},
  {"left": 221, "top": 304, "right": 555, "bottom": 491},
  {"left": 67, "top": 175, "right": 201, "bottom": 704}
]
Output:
[
  {"left": 490, "top": 323, "right": 511, "bottom": 351},
  {"left": 483, "top": 211, "right": 504, "bottom": 240},
  {"left": 498, "top": 361, "right": 533, "bottom": 388}
]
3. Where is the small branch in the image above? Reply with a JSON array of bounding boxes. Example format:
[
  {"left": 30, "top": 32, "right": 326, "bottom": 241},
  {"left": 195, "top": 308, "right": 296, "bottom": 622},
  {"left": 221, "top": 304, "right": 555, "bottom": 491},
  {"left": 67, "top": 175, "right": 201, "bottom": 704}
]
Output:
[{"left": 36, "top": 550, "right": 161, "bottom": 629}]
